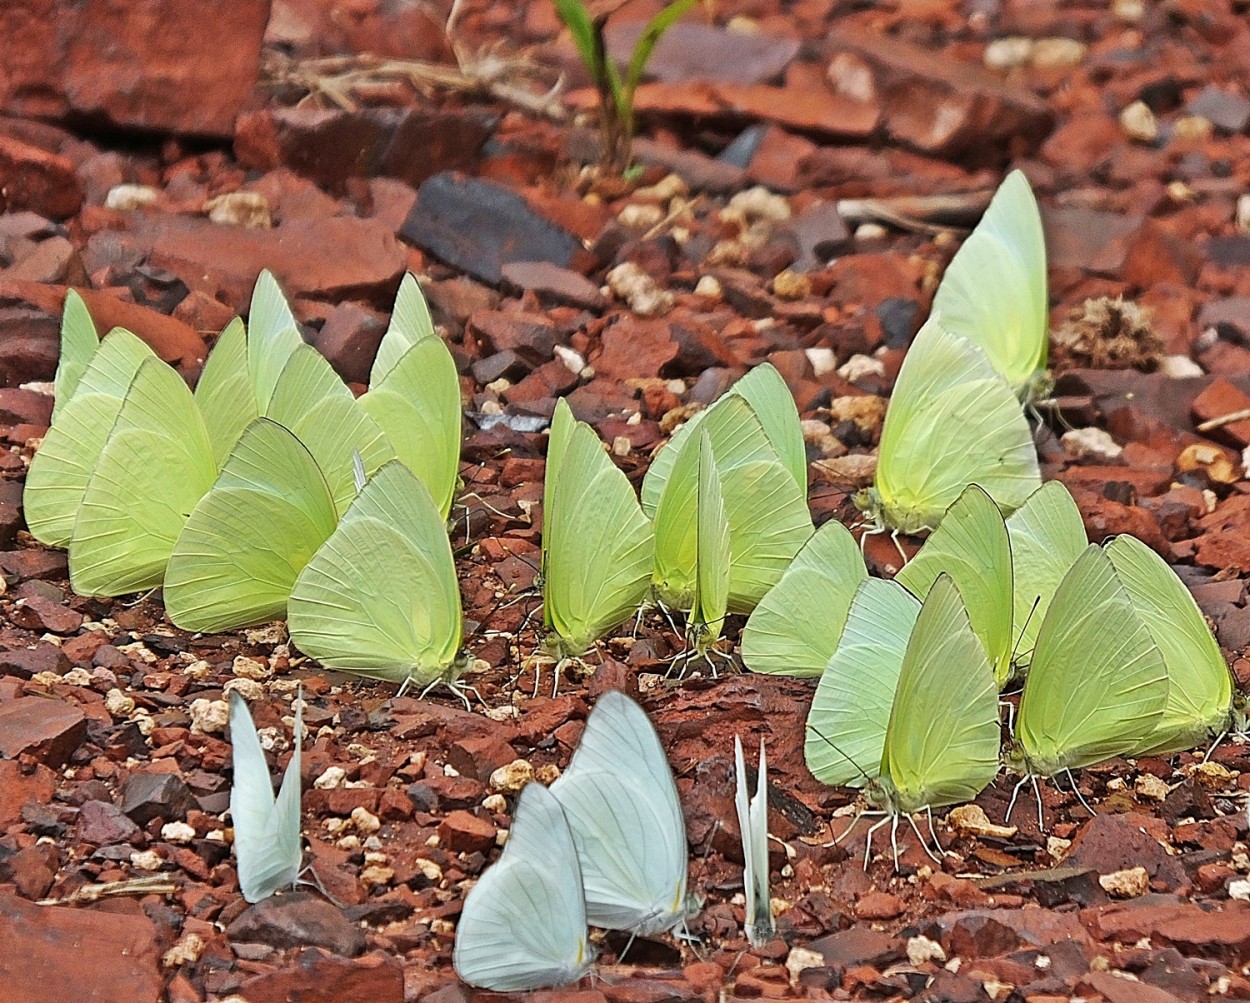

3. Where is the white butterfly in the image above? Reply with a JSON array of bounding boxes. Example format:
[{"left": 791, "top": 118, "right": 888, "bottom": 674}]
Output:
[
  {"left": 453, "top": 781, "right": 594, "bottom": 990},
  {"left": 735, "top": 735, "right": 774, "bottom": 946},
  {"left": 549, "top": 690, "right": 695, "bottom": 937},
  {"left": 228, "top": 688, "right": 303, "bottom": 903}
]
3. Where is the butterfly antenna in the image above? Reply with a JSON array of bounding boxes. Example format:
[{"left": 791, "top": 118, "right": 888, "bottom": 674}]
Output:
[
  {"left": 1010, "top": 596, "right": 1042, "bottom": 669},
  {"left": 806, "top": 724, "right": 875, "bottom": 785}
]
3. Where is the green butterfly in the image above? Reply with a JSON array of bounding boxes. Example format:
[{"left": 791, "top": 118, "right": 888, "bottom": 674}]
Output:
[
  {"left": 263, "top": 345, "right": 396, "bottom": 517},
  {"left": 52, "top": 290, "right": 101, "bottom": 422},
  {"left": 687, "top": 430, "right": 731, "bottom": 656},
  {"left": 26, "top": 328, "right": 157, "bottom": 548},
  {"left": 646, "top": 393, "right": 812, "bottom": 614},
  {"left": 359, "top": 275, "right": 462, "bottom": 520},
  {"left": 1005, "top": 481, "right": 1087, "bottom": 671},
  {"left": 895, "top": 484, "right": 1014, "bottom": 687},
  {"left": 1105, "top": 535, "right": 1233, "bottom": 755},
  {"left": 540, "top": 399, "right": 653, "bottom": 660},
  {"left": 70, "top": 357, "right": 218, "bottom": 596},
  {"left": 164, "top": 418, "right": 338, "bottom": 632},
  {"left": 288, "top": 461, "right": 467, "bottom": 695},
  {"left": 855, "top": 320, "right": 1041, "bottom": 535},
  {"left": 195, "top": 317, "right": 259, "bottom": 467},
  {"left": 1005, "top": 544, "right": 1168, "bottom": 821},
  {"left": 641, "top": 364, "right": 807, "bottom": 509},
  {"left": 741, "top": 519, "right": 867, "bottom": 678},
  {"left": 247, "top": 269, "right": 305, "bottom": 410},
  {"left": 931, "top": 170, "right": 1050, "bottom": 402},
  {"left": 808, "top": 575, "right": 1001, "bottom": 868}
]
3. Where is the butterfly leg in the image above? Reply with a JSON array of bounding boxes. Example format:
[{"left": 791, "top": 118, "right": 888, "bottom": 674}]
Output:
[
  {"left": 924, "top": 805, "right": 948, "bottom": 857},
  {"left": 890, "top": 529, "right": 907, "bottom": 564},
  {"left": 1062, "top": 768, "right": 1097, "bottom": 818},
  {"left": 862, "top": 814, "right": 891, "bottom": 869},
  {"left": 1031, "top": 775, "right": 1045, "bottom": 830},
  {"left": 999, "top": 698, "right": 1017, "bottom": 736},
  {"left": 1204, "top": 729, "right": 1229, "bottom": 762},
  {"left": 1004, "top": 773, "right": 1033, "bottom": 825},
  {"left": 905, "top": 812, "right": 940, "bottom": 865}
]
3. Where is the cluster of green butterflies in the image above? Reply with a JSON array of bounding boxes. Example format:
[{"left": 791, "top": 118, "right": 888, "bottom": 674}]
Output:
[
  {"left": 25, "top": 272, "right": 468, "bottom": 692},
  {"left": 854, "top": 169, "right": 1049, "bottom": 535},
  {"left": 744, "top": 480, "right": 1234, "bottom": 856},
  {"left": 543, "top": 360, "right": 815, "bottom": 669}
]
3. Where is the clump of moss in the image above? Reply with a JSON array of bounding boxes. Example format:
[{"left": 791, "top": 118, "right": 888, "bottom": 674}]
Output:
[{"left": 1051, "top": 296, "right": 1163, "bottom": 371}]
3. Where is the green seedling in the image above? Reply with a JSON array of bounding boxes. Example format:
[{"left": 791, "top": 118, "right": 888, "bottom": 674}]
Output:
[{"left": 553, "top": 0, "right": 698, "bottom": 172}]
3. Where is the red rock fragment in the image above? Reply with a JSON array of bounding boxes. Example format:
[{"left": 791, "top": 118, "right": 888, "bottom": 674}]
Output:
[
  {"left": 447, "top": 734, "right": 518, "bottom": 782},
  {"left": 0, "top": 894, "right": 162, "bottom": 1003},
  {"left": 0, "top": 0, "right": 268, "bottom": 138},
  {"left": 0, "top": 135, "right": 82, "bottom": 219},
  {"left": 0, "top": 695, "right": 86, "bottom": 767},
  {"left": 235, "top": 948, "right": 404, "bottom": 1003},
  {"left": 234, "top": 107, "right": 495, "bottom": 190},
  {"left": 0, "top": 843, "right": 56, "bottom": 900},
  {"left": 1192, "top": 377, "right": 1250, "bottom": 447},
  {"left": 9, "top": 594, "right": 82, "bottom": 634},
  {"left": 438, "top": 811, "right": 496, "bottom": 854},
  {"left": 825, "top": 26, "right": 1053, "bottom": 160},
  {"left": 1084, "top": 900, "right": 1250, "bottom": 965},
  {"left": 227, "top": 892, "right": 367, "bottom": 957},
  {"left": 0, "top": 760, "right": 55, "bottom": 826},
  {"left": 855, "top": 891, "right": 905, "bottom": 920},
  {"left": 145, "top": 216, "right": 406, "bottom": 313}
]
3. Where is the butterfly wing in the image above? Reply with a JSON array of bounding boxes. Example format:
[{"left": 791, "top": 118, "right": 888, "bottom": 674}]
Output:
[
  {"left": 359, "top": 336, "right": 461, "bottom": 519},
  {"left": 265, "top": 345, "right": 396, "bottom": 517},
  {"left": 165, "top": 419, "right": 338, "bottom": 632},
  {"left": 247, "top": 270, "right": 303, "bottom": 408},
  {"left": 1005, "top": 481, "right": 1087, "bottom": 671},
  {"left": 805, "top": 579, "right": 920, "bottom": 787},
  {"left": 26, "top": 329, "right": 156, "bottom": 546},
  {"left": 651, "top": 396, "right": 804, "bottom": 609},
  {"left": 1012, "top": 545, "right": 1168, "bottom": 776},
  {"left": 931, "top": 170, "right": 1048, "bottom": 398},
  {"left": 228, "top": 690, "right": 303, "bottom": 902},
  {"left": 195, "top": 317, "right": 259, "bottom": 467},
  {"left": 731, "top": 363, "right": 807, "bottom": 492},
  {"left": 549, "top": 691, "right": 689, "bottom": 936},
  {"left": 866, "top": 321, "right": 1041, "bottom": 533},
  {"left": 371, "top": 272, "right": 437, "bottom": 385},
  {"left": 735, "top": 735, "right": 773, "bottom": 947},
  {"left": 880, "top": 575, "right": 1001, "bottom": 813},
  {"left": 692, "top": 431, "right": 731, "bottom": 648},
  {"left": 1106, "top": 534, "right": 1233, "bottom": 754},
  {"left": 52, "top": 290, "right": 100, "bottom": 420},
  {"left": 288, "top": 461, "right": 463, "bottom": 686},
  {"left": 453, "top": 781, "right": 592, "bottom": 991},
  {"left": 69, "top": 358, "right": 217, "bottom": 595},
  {"left": 542, "top": 402, "right": 653, "bottom": 657},
  {"left": 742, "top": 519, "right": 868, "bottom": 677},
  {"left": 895, "top": 484, "right": 1014, "bottom": 686}
]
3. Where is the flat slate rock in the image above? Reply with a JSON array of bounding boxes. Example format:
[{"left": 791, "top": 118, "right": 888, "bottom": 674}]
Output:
[
  {"left": 0, "top": 893, "right": 162, "bottom": 1003},
  {"left": 400, "top": 172, "right": 583, "bottom": 286}
]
